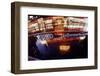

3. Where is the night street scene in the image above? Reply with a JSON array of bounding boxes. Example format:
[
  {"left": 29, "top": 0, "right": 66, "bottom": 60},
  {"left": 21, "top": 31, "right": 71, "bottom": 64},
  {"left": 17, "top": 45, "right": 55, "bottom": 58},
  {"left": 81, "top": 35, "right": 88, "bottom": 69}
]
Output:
[{"left": 28, "top": 15, "right": 88, "bottom": 60}]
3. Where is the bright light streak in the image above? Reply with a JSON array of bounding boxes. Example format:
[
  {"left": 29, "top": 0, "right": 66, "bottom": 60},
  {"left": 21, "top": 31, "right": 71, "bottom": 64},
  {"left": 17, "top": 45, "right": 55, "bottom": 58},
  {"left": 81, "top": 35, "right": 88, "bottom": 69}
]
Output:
[
  {"left": 80, "top": 36, "right": 86, "bottom": 40},
  {"left": 40, "top": 40, "right": 48, "bottom": 46}
]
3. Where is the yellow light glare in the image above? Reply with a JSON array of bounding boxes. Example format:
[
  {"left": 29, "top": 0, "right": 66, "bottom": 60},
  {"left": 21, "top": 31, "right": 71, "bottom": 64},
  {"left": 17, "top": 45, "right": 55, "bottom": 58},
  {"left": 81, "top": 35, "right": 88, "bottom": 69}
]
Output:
[{"left": 59, "top": 45, "right": 70, "bottom": 54}]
